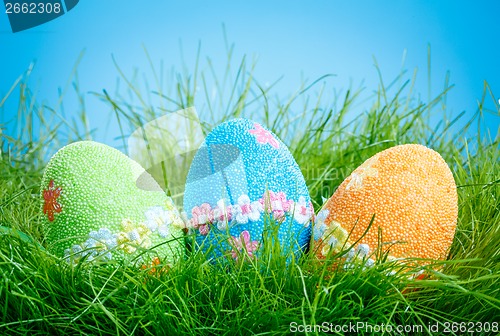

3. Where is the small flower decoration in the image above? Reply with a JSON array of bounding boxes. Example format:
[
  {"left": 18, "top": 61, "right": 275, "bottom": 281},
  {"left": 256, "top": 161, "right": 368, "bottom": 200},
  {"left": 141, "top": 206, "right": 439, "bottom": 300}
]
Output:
[
  {"left": 144, "top": 206, "right": 172, "bottom": 237},
  {"left": 213, "top": 199, "right": 233, "bottom": 230},
  {"left": 199, "top": 224, "right": 210, "bottom": 236},
  {"left": 87, "top": 228, "right": 117, "bottom": 249},
  {"left": 190, "top": 203, "right": 214, "bottom": 229},
  {"left": 164, "top": 199, "right": 185, "bottom": 229},
  {"left": 321, "top": 220, "right": 349, "bottom": 256},
  {"left": 343, "top": 244, "right": 375, "bottom": 270},
  {"left": 187, "top": 191, "right": 313, "bottom": 235},
  {"left": 229, "top": 230, "right": 259, "bottom": 261},
  {"left": 141, "top": 257, "right": 168, "bottom": 276},
  {"left": 313, "top": 209, "right": 329, "bottom": 240},
  {"left": 65, "top": 227, "right": 118, "bottom": 263},
  {"left": 293, "top": 196, "right": 313, "bottom": 226},
  {"left": 346, "top": 158, "right": 379, "bottom": 191},
  {"left": 248, "top": 123, "right": 280, "bottom": 149},
  {"left": 260, "top": 190, "right": 293, "bottom": 221},
  {"left": 233, "top": 195, "right": 262, "bottom": 224},
  {"left": 116, "top": 219, "right": 152, "bottom": 254},
  {"left": 43, "top": 180, "right": 62, "bottom": 222}
]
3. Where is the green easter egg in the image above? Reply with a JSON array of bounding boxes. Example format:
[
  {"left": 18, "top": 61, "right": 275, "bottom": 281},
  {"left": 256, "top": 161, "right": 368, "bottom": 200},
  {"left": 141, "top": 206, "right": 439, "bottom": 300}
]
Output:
[{"left": 40, "top": 141, "right": 184, "bottom": 266}]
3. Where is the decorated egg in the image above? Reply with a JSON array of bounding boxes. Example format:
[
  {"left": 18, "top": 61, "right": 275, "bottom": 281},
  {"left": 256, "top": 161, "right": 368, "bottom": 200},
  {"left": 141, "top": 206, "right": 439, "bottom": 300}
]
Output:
[
  {"left": 313, "top": 144, "right": 458, "bottom": 264},
  {"left": 183, "top": 118, "right": 313, "bottom": 261},
  {"left": 40, "top": 141, "right": 185, "bottom": 265}
]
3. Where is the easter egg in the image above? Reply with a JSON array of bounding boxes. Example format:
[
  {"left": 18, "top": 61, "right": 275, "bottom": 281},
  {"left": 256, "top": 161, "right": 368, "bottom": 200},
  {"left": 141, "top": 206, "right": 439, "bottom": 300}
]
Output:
[
  {"left": 40, "top": 141, "right": 185, "bottom": 265},
  {"left": 313, "top": 144, "right": 458, "bottom": 263},
  {"left": 183, "top": 118, "right": 313, "bottom": 261}
]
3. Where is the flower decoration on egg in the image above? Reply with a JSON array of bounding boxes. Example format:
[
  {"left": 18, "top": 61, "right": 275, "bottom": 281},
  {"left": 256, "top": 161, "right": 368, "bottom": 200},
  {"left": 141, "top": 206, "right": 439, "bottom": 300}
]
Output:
[
  {"left": 116, "top": 218, "right": 152, "bottom": 254},
  {"left": 144, "top": 206, "right": 176, "bottom": 238},
  {"left": 42, "top": 180, "right": 62, "bottom": 222},
  {"left": 141, "top": 257, "right": 169, "bottom": 276},
  {"left": 313, "top": 144, "right": 458, "bottom": 265},
  {"left": 293, "top": 196, "right": 313, "bottom": 226},
  {"left": 40, "top": 141, "right": 185, "bottom": 266},
  {"left": 186, "top": 190, "right": 314, "bottom": 236},
  {"left": 213, "top": 199, "right": 233, "bottom": 230},
  {"left": 260, "top": 190, "right": 293, "bottom": 221},
  {"left": 229, "top": 230, "right": 259, "bottom": 261},
  {"left": 63, "top": 205, "right": 181, "bottom": 263},
  {"left": 312, "top": 210, "right": 376, "bottom": 270},
  {"left": 190, "top": 203, "right": 214, "bottom": 235},
  {"left": 233, "top": 195, "right": 262, "bottom": 224},
  {"left": 345, "top": 157, "right": 378, "bottom": 191},
  {"left": 313, "top": 209, "right": 329, "bottom": 241},
  {"left": 183, "top": 118, "right": 314, "bottom": 260},
  {"left": 248, "top": 123, "right": 280, "bottom": 148}
]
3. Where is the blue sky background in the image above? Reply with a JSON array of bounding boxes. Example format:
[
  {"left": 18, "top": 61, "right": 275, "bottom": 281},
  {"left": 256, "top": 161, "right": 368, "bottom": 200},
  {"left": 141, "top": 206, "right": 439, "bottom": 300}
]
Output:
[{"left": 0, "top": 1, "right": 499, "bottom": 151}]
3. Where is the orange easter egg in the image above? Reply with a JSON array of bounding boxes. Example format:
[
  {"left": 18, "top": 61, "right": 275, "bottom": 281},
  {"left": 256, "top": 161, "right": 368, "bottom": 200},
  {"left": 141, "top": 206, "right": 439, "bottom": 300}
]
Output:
[{"left": 314, "top": 144, "right": 458, "bottom": 263}]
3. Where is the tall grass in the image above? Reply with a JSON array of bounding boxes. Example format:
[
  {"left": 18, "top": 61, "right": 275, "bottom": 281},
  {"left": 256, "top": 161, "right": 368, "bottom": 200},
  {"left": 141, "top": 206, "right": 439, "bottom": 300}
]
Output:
[{"left": 0, "top": 47, "right": 499, "bottom": 335}]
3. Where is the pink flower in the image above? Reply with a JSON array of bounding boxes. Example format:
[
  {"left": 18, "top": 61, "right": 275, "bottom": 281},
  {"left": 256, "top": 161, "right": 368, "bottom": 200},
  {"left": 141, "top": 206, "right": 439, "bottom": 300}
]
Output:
[
  {"left": 190, "top": 203, "right": 214, "bottom": 228},
  {"left": 213, "top": 199, "right": 233, "bottom": 230},
  {"left": 248, "top": 123, "right": 280, "bottom": 149},
  {"left": 275, "top": 191, "right": 293, "bottom": 212},
  {"left": 259, "top": 190, "right": 292, "bottom": 220},
  {"left": 199, "top": 224, "right": 210, "bottom": 236},
  {"left": 230, "top": 230, "right": 259, "bottom": 261}
]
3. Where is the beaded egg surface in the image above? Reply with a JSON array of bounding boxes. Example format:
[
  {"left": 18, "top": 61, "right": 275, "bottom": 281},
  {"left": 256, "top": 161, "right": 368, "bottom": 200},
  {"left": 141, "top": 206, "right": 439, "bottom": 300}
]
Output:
[
  {"left": 183, "top": 118, "right": 313, "bottom": 260},
  {"left": 313, "top": 144, "right": 458, "bottom": 263},
  {"left": 40, "top": 141, "right": 185, "bottom": 265}
]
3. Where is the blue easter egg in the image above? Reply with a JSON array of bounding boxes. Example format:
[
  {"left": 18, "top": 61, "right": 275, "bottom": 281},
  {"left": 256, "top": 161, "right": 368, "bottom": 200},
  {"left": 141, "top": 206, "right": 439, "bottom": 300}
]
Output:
[{"left": 183, "top": 118, "right": 313, "bottom": 261}]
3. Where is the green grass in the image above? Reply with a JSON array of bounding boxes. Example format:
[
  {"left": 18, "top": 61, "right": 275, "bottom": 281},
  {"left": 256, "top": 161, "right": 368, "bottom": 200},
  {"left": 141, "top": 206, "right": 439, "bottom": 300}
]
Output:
[{"left": 0, "top": 48, "right": 499, "bottom": 335}]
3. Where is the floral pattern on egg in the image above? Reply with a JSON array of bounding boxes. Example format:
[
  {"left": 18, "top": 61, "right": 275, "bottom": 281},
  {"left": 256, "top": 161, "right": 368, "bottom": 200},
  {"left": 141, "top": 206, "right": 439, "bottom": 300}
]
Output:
[
  {"left": 183, "top": 118, "right": 313, "bottom": 260},
  {"left": 40, "top": 141, "right": 185, "bottom": 266},
  {"left": 314, "top": 144, "right": 458, "bottom": 264}
]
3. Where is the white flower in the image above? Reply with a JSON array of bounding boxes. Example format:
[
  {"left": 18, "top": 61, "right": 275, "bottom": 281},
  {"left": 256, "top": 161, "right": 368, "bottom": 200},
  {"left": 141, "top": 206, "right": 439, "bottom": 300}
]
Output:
[
  {"left": 88, "top": 228, "right": 117, "bottom": 249},
  {"left": 364, "top": 258, "right": 375, "bottom": 268},
  {"left": 293, "top": 196, "right": 312, "bottom": 226},
  {"left": 326, "top": 236, "right": 338, "bottom": 248},
  {"left": 128, "top": 229, "right": 141, "bottom": 242},
  {"left": 213, "top": 199, "right": 232, "bottom": 231},
  {"left": 344, "top": 245, "right": 375, "bottom": 270},
  {"left": 356, "top": 244, "right": 370, "bottom": 258},
  {"left": 144, "top": 206, "right": 172, "bottom": 238},
  {"left": 64, "top": 227, "right": 118, "bottom": 264},
  {"left": 233, "top": 194, "right": 262, "bottom": 224},
  {"left": 71, "top": 245, "right": 83, "bottom": 254},
  {"left": 313, "top": 209, "right": 329, "bottom": 240},
  {"left": 158, "top": 225, "right": 170, "bottom": 238},
  {"left": 345, "top": 248, "right": 356, "bottom": 261},
  {"left": 89, "top": 228, "right": 112, "bottom": 241},
  {"left": 345, "top": 159, "right": 378, "bottom": 191},
  {"left": 216, "top": 221, "right": 227, "bottom": 231}
]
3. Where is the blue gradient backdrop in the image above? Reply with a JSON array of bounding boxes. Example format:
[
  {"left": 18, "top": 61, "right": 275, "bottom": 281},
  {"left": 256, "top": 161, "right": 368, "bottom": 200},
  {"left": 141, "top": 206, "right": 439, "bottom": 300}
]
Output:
[{"left": 0, "top": 1, "right": 499, "bottom": 149}]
